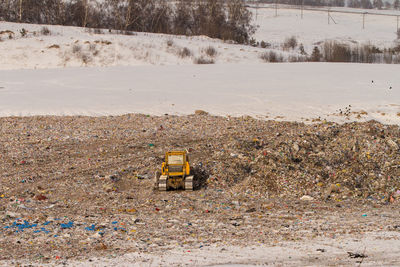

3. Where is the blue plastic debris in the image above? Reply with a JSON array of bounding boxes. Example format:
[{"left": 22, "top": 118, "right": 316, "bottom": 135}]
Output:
[
  {"left": 60, "top": 221, "right": 74, "bottom": 229},
  {"left": 111, "top": 221, "right": 118, "bottom": 225},
  {"left": 85, "top": 224, "right": 96, "bottom": 231},
  {"left": 7, "top": 220, "right": 38, "bottom": 232}
]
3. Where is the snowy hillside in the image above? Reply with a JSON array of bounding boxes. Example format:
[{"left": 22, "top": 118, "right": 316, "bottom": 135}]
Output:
[
  {"left": 1, "top": 5, "right": 400, "bottom": 69},
  {"left": 0, "top": 22, "right": 268, "bottom": 70}
]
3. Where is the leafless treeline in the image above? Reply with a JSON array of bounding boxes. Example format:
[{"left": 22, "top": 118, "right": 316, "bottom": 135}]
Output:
[{"left": 0, "top": 0, "right": 255, "bottom": 43}]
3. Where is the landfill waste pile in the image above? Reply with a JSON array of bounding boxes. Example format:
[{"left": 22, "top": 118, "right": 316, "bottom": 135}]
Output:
[{"left": 0, "top": 114, "right": 399, "bottom": 265}]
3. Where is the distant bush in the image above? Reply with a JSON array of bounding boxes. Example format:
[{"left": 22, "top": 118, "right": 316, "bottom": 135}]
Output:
[
  {"left": 166, "top": 39, "right": 174, "bottom": 47},
  {"left": 204, "top": 46, "right": 217, "bottom": 57},
  {"left": 310, "top": 46, "right": 322, "bottom": 62},
  {"left": 72, "top": 44, "right": 82, "bottom": 54},
  {"left": 123, "top": 30, "right": 135, "bottom": 36},
  {"left": 288, "top": 55, "right": 306, "bottom": 62},
  {"left": 94, "top": 28, "right": 103, "bottom": 34},
  {"left": 20, "top": 28, "right": 27, "bottom": 37},
  {"left": 323, "top": 41, "right": 352, "bottom": 62},
  {"left": 260, "top": 51, "right": 283, "bottom": 63},
  {"left": 249, "top": 38, "right": 257, "bottom": 47},
  {"left": 81, "top": 53, "right": 92, "bottom": 64},
  {"left": 41, "top": 26, "right": 51, "bottom": 36},
  {"left": 283, "top": 36, "right": 298, "bottom": 50},
  {"left": 260, "top": 40, "right": 270, "bottom": 48},
  {"left": 194, "top": 57, "right": 215, "bottom": 64},
  {"left": 178, "top": 47, "right": 192, "bottom": 58},
  {"left": 308, "top": 41, "right": 400, "bottom": 64},
  {"left": 299, "top": 44, "right": 307, "bottom": 55}
]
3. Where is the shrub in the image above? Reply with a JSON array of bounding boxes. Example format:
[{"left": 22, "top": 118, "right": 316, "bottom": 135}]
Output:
[
  {"left": 123, "top": 31, "right": 136, "bottom": 36},
  {"left": 310, "top": 46, "right": 322, "bottom": 62},
  {"left": 72, "top": 44, "right": 82, "bottom": 53},
  {"left": 283, "top": 36, "right": 298, "bottom": 50},
  {"left": 178, "top": 47, "right": 192, "bottom": 58},
  {"left": 81, "top": 53, "right": 92, "bottom": 64},
  {"left": 204, "top": 46, "right": 217, "bottom": 57},
  {"left": 323, "top": 41, "right": 352, "bottom": 62},
  {"left": 249, "top": 38, "right": 257, "bottom": 47},
  {"left": 194, "top": 57, "right": 215, "bottom": 64},
  {"left": 166, "top": 39, "right": 174, "bottom": 47},
  {"left": 41, "top": 26, "right": 51, "bottom": 36},
  {"left": 260, "top": 51, "right": 283, "bottom": 63},
  {"left": 299, "top": 43, "right": 307, "bottom": 55},
  {"left": 260, "top": 40, "right": 270, "bottom": 48},
  {"left": 89, "top": 43, "right": 97, "bottom": 51},
  {"left": 288, "top": 55, "right": 306, "bottom": 62},
  {"left": 94, "top": 28, "right": 103, "bottom": 34},
  {"left": 20, "top": 28, "right": 27, "bottom": 37}
]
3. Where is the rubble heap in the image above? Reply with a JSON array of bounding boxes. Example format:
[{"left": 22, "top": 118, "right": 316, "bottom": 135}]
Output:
[{"left": 0, "top": 114, "right": 399, "bottom": 263}]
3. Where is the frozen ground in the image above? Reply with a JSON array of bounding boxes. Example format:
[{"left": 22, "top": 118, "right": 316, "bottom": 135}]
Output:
[
  {"left": 0, "top": 63, "right": 399, "bottom": 124},
  {"left": 67, "top": 231, "right": 400, "bottom": 266}
]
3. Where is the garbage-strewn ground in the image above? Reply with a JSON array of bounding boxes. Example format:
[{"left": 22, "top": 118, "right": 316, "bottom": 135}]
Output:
[{"left": 0, "top": 114, "right": 399, "bottom": 266}]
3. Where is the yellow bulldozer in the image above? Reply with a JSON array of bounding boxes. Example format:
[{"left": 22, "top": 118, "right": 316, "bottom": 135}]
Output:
[{"left": 155, "top": 150, "right": 194, "bottom": 191}]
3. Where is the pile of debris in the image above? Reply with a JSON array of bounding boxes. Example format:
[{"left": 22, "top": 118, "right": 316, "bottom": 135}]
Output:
[{"left": 0, "top": 114, "right": 399, "bottom": 263}]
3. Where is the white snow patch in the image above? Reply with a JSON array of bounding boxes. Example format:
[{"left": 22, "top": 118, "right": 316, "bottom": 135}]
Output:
[{"left": 0, "top": 63, "right": 399, "bottom": 124}]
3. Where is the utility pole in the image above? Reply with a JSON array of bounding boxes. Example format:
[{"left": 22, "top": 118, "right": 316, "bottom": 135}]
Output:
[
  {"left": 256, "top": 0, "right": 259, "bottom": 21},
  {"left": 328, "top": 8, "right": 330, "bottom": 24},
  {"left": 275, "top": 0, "right": 278, "bottom": 17},
  {"left": 363, "top": 12, "right": 366, "bottom": 29},
  {"left": 397, "top": 16, "right": 399, "bottom": 32},
  {"left": 301, "top": 0, "right": 304, "bottom": 19}
]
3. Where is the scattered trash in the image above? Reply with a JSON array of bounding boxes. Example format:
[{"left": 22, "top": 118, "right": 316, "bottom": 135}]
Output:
[
  {"left": 300, "top": 195, "right": 314, "bottom": 201},
  {"left": 60, "top": 221, "right": 74, "bottom": 229},
  {"left": 0, "top": 114, "right": 399, "bottom": 263},
  {"left": 35, "top": 194, "right": 47, "bottom": 201},
  {"left": 347, "top": 252, "right": 367, "bottom": 258}
]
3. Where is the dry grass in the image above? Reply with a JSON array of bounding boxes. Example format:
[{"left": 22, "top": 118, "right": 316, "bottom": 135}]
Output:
[
  {"left": 194, "top": 56, "right": 215, "bottom": 64},
  {"left": 48, "top": 44, "right": 60, "bottom": 49}
]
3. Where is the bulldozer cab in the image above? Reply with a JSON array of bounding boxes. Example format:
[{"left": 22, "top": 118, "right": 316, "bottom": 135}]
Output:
[{"left": 162, "top": 151, "right": 190, "bottom": 177}]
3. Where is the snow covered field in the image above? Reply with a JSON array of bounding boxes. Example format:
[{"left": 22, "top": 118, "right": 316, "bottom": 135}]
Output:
[
  {"left": 251, "top": 5, "right": 400, "bottom": 49},
  {"left": 0, "top": 63, "right": 399, "bottom": 124}
]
